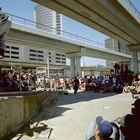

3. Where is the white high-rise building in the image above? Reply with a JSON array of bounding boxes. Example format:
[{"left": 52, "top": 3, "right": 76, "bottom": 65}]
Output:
[
  {"left": 33, "top": 4, "right": 66, "bottom": 65},
  {"left": 34, "top": 4, "right": 63, "bottom": 35}
]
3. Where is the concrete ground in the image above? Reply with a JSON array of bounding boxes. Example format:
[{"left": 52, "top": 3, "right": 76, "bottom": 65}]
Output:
[{"left": 12, "top": 91, "right": 134, "bottom": 140}]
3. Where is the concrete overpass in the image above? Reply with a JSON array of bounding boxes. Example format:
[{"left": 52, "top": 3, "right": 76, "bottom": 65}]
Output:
[
  {"left": 32, "top": 0, "right": 140, "bottom": 46},
  {"left": 7, "top": 23, "right": 131, "bottom": 76},
  {"left": 32, "top": 0, "right": 140, "bottom": 73}
]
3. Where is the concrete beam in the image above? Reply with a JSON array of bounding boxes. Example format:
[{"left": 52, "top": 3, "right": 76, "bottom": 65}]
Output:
[
  {"left": 32, "top": 0, "right": 140, "bottom": 45},
  {"left": 7, "top": 23, "right": 131, "bottom": 63},
  {"left": 7, "top": 24, "right": 81, "bottom": 53},
  {"left": 128, "top": 43, "right": 140, "bottom": 51}
]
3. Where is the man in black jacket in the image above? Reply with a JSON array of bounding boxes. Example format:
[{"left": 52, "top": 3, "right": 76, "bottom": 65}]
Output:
[{"left": 73, "top": 76, "right": 79, "bottom": 94}]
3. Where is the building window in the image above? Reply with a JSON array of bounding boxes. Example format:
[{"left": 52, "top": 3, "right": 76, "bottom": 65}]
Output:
[
  {"left": 6, "top": 45, "right": 10, "bottom": 49},
  {"left": 30, "top": 49, "right": 35, "bottom": 52},
  {"left": 38, "top": 59, "right": 43, "bottom": 61},
  {"left": 11, "top": 46, "right": 19, "bottom": 50},
  {"left": 4, "top": 45, "right": 20, "bottom": 60},
  {"left": 11, "top": 56, "right": 19, "bottom": 59},
  {"left": 38, "top": 50, "right": 43, "bottom": 53},
  {"left": 5, "top": 51, "right": 10, "bottom": 53},
  {"left": 30, "top": 58, "right": 44, "bottom": 61},
  {"left": 30, "top": 49, "right": 43, "bottom": 53},
  {"left": 62, "top": 58, "right": 66, "bottom": 60},
  {"left": 56, "top": 60, "right": 61, "bottom": 63},
  {"left": 30, "top": 54, "right": 36, "bottom": 57},
  {"left": 30, "top": 58, "right": 36, "bottom": 61},
  {"left": 56, "top": 57, "right": 61, "bottom": 60},
  {"left": 62, "top": 61, "right": 66, "bottom": 64},
  {"left": 56, "top": 53, "right": 60, "bottom": 56},
  {"left": 38, "top": 55, "right": 43, "bottom": 57},
  {"left": 29, "top": 49, "right": 44, "bottom": 62},
  {"left": 4, "top": 55, "right": 10, "bottom": 58},
  {"left": 11, "top": 51, "right": 19, "bottom": 54}
]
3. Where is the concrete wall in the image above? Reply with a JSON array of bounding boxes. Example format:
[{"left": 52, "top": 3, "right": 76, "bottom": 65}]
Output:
[{"left": 0, "top": 91, "right": 58, "bottom": 139}]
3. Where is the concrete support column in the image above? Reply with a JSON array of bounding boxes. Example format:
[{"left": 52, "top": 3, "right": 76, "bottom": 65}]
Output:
[
  {"left": 75, "top": 57, "right": 81, "bottom": 77},
  {"left": 67, "top": 51, "right": 81, "bottom": 77},
  {"left": 131, "top": 51, "right": 139, "bottom": 73},
  {"left": 70, "top": 57, "right": 75, "bottom": 77},
  {"left": 70, "top": 57, "right": 81, "bottom": 77}
]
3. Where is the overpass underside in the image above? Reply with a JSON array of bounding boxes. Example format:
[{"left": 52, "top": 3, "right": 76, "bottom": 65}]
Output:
[{"left": 32, "top": 0, "right": 140, "bottom": 48}]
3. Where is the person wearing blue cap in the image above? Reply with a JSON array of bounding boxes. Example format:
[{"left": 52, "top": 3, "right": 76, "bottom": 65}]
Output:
[{"left": 86, "top": 116, "right": 119, "bottom": 140}]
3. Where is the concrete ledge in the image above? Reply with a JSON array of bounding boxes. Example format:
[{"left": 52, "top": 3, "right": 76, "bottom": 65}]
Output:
[{"left": 0, "top": 91, "right": 58, "bottom": 139}]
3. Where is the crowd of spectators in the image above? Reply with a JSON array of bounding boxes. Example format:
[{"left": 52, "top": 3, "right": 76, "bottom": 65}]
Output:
[
  {"left": 0, "top": 68, "right": 36, "bottom": 92},
  {"left": 0, "top": 63, "right": 139, "bottom": 95},
  {"left": 84, "top": 63, "right": 138, "bottom": 93}
]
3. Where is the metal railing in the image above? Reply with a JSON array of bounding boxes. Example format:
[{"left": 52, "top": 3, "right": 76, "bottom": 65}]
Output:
[{"left": 7, "top": 12, "right": 105, "bottom": 48}]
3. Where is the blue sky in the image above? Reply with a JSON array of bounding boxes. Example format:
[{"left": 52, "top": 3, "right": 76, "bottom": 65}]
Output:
[{"left": 0, "top": 0, "right": 140, "bottom": 66}]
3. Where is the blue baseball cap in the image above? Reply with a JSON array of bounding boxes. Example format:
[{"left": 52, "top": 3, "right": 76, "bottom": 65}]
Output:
[
  {"left": 86, "top": 116, "right": 114, "bottom": 140},
  {"left": 98, "top": 120, "right": 113, "bottom": 137}
]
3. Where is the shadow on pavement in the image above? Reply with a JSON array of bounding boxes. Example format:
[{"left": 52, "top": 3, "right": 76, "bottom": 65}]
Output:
[
  {"left": 58, "top": 91, "right": 121, "bottom": 106},
  {"left": 10, "top": 92, "right": 122, "bottom": 139},
  {"left": 29, "top": 92, "right": 121, "bottom": 126}
]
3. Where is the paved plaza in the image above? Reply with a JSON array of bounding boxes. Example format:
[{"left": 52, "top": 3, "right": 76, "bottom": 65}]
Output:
[{"left": 12, "top": 91, "right": 134, "bottom": 140}]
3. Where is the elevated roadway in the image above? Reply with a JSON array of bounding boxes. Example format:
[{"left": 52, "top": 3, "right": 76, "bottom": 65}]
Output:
[
  {"left": 7, "top": 23, "right": 131, "bottom": 62},
  {"left": 32, "top": 0, "right": 140, "bottom": 47}
]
